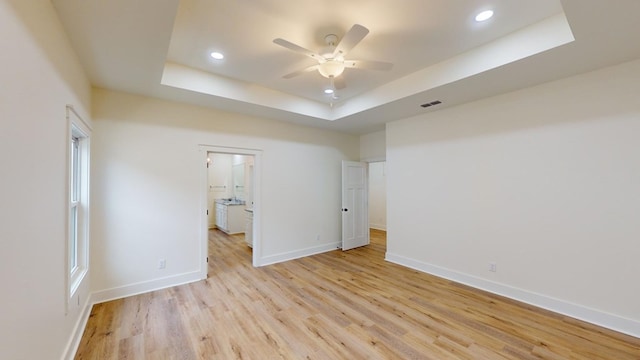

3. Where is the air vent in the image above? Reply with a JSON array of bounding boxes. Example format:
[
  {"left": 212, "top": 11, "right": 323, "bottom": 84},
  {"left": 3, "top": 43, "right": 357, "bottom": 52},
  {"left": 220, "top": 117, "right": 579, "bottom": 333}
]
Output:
[{"left": 420, "top": 100, "right": 442, "bottom": 108}]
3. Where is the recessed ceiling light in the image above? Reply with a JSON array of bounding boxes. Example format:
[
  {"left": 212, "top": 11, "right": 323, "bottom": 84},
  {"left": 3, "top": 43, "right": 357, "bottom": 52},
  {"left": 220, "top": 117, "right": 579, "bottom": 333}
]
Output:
[
  {"left": 324, "top": 88, "right": 335, "bottom": 95},
  {"left": 475, "top": 10, "right": 494, "bottom": 22},
  {"left": 210, "top": 51, "right": 224, "bottom": 60}
]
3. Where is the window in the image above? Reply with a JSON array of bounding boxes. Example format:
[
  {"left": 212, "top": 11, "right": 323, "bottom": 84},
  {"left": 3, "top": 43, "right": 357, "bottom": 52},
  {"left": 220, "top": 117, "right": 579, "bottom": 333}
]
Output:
[
  {"left": 68, "top": 106, "right": 90, "bottom": 299},
  {"left": 70, "top": 136, "right": 79, "bottom": 271}
]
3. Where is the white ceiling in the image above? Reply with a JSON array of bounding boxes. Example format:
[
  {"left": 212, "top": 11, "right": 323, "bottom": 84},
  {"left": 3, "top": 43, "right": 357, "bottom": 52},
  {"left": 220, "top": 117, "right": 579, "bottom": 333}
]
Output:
[{"left": 52, "top": 0, "right": 640, "bottom": 134}]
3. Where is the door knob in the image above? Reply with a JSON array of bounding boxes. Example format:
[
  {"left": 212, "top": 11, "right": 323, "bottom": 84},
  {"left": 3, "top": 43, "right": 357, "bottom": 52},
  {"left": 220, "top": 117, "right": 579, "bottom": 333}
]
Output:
[{"left": 342, "top": 208, "right": 348, "bottom": 212}]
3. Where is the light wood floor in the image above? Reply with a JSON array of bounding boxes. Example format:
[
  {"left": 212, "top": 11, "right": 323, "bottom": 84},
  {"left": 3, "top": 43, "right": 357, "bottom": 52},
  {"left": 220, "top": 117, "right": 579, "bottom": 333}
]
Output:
[{"left": 76, "top": 229, "right": 640, "bottom": 359}]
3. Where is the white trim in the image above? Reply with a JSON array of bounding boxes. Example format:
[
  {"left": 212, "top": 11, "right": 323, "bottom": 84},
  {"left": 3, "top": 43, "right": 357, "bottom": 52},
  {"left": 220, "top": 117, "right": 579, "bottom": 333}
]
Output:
[
  {"left": 199, "top": 145, "right": 263, "bottom": 273},
  {"left": 65, "top": 105, "right": 91, "bottom": 314},
  {"left": 68, "top": 268, "right": 88, "bottom": 303},
  {"left": 60, "top": 295, "right": 93, "bottom": 360},
  {"left": 257, "top": 242, "right": 341, "bottom": 267},
  {"left": 66, "top": 105, "right": 92, "bottom": 132},
  {"left": 385, "top": 252, "right": 640, "bottom": 339},
  {"left": 91, "top": 271, "right": 203, "bottom": 304}
]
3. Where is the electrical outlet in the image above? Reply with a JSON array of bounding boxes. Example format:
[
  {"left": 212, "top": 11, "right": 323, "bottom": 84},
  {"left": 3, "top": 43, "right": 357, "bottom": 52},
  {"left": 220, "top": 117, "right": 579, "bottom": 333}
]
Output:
[
  {"left": 158, "top": 259, "right": 166, "bottom": 270},
  {"left": 489, "top": 262, "right": 497, "bottom": 272}
]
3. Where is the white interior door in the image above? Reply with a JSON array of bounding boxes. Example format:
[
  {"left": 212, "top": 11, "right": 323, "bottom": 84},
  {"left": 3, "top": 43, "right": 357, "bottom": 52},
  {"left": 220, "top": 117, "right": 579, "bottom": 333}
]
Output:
[{"left": 342, "top": 161, "right": 369, "bottom": 250}]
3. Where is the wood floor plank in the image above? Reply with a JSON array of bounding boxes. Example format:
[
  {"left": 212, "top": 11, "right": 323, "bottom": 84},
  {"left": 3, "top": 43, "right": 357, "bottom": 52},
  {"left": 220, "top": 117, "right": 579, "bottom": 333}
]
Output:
[{"left": 75, "top": 229, "right": 640, "bottom": 359}]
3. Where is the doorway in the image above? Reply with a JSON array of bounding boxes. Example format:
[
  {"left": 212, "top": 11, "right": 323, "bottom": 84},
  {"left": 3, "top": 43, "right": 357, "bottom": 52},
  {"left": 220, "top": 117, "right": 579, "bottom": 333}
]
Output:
[
  {"left": 368, "top": 161, "right": 386, "bottom": 231},
  {"left": 341, "top": 160, "right": 387, "bottom": 251},
  {"left": 199, "top": 145, "right": 262, "bottom": 278},
  {"left": 368, "top": 161, "right": 387, "bottom": 254}
]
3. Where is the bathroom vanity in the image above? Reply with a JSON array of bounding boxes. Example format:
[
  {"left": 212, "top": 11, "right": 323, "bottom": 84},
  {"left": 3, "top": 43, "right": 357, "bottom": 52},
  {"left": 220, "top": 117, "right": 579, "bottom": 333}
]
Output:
[
  {"left": 215, "top": 199, "right": 245, "bottom": 234},
  {"left": 245, "top": 208, "right": 253, "bottom": 247}
]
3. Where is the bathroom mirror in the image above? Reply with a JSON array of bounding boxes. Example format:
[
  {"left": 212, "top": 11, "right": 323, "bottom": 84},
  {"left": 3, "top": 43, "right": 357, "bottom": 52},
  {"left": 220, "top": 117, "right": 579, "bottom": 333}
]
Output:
[{"left": 232, "top": 163, "right": 244, "bottom": 200}]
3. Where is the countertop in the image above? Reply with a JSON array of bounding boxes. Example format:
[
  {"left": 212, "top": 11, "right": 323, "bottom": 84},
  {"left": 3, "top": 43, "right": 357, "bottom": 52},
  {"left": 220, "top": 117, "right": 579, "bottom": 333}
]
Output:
[{"left": 215, "top": 199, "right": 246, "bottom": 206}]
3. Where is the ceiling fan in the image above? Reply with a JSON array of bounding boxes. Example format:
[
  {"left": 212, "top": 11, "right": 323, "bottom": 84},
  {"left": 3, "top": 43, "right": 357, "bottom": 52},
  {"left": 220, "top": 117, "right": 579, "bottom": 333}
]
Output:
[{"left": 273, "top": 24, "right": 393, "bottom": 90}]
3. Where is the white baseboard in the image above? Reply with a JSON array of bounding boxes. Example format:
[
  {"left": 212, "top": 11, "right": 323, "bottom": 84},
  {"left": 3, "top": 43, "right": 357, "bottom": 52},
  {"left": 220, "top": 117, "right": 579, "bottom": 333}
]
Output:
[
  {"left": 61, "top": 295, "right": 93, "bottom": 360},
  {"left": 257, "top": 242, "right": 341, "bottom": 267},
  {"left": 91, "top": 271, "right": 205, "bottom": 304},
  {"left": 385, "top": 252, "right": 640, "bottom": 339},
  {"left": 370, "top": 223, "right": 387, "bottom": 231}
]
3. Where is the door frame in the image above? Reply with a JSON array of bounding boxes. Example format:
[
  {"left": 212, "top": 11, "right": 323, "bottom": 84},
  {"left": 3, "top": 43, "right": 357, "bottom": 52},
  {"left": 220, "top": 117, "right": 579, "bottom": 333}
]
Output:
[{"left": 199, "top": 145, "right": 262, "bottom": 277}]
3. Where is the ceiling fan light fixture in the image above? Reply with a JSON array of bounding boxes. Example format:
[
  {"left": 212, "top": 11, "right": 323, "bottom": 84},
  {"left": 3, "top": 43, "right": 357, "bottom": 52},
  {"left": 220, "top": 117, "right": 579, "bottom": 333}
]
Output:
[{"left": 318, "top": 60, "right": 345, "bottom": 78}]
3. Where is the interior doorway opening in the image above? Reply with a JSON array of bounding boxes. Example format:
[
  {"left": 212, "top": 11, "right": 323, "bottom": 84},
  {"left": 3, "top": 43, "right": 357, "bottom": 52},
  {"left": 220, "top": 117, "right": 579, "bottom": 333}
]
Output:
[
  {"left": 368, "top": 161, "right": 387, "bottom": 232},
  {"left": 199, "top": 146, "right": 262, "bottom": 278},
  {"left": 365, "top": 160, "right": 387, "bottom": 255},
  {"left": 206, "top": 153, "right": 254, "bottom": 239}
]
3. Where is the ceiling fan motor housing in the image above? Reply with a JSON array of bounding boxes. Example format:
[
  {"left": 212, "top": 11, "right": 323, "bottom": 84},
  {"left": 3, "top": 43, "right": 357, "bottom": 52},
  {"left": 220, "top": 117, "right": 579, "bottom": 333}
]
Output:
[
  {"left": 324, "top": 34, "right": 339, "bottom": 46},
  {"left": 274, "top": 24, "right": 392, "bottom": 86}
]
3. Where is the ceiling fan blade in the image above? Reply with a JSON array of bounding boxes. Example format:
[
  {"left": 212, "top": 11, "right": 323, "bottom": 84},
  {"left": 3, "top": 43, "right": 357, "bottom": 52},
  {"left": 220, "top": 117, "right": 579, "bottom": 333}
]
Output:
[
  {"left": 282, "top": 64, "right": 319, "bottom": 79},
  {"left": 344, "top": 60, "right": 393, "bottom": 71},
  {"left": 333, "top": 76, "right": 346, "bottom": 90},
  {"left": 332, "top": 24, "right": 369, "bottom": 58},
  {"left": 273, "top": 38, "right": 323, "bottom": 61}
]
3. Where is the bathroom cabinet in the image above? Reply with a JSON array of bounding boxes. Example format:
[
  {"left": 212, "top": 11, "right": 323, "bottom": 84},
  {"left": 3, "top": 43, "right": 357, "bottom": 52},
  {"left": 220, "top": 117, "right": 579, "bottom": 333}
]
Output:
[
  {"left": 245, "top": 209, "right": 253, "bottom": 247},
  {"left": 215, "top": 202, "right": 245, "bottom": 234}
]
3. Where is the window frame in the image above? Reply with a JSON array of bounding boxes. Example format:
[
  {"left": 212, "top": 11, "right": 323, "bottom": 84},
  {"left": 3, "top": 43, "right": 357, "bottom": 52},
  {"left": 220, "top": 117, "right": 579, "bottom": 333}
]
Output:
[
  {"left": 67, "top": 106, "right": 91, "bottom": 303},
  {"left": 70, "top": 135, "right": 80, "bottom": 273}
]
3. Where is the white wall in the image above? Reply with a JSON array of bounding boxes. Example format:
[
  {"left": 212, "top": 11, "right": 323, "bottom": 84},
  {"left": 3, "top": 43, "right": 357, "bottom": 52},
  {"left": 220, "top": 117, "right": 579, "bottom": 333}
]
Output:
[
  {"left": 0, "top": 1, "right": 92, "bottom": 359},
  {"left": 386, "top": 58, "right": 640, "bottom": 337},
  {"left": 90, "top": 89, "right": 359, "bottom": 298},
  {"left": 360, "top": 130, "right": 386, "bottom": 162},
  {"left": 368, "top": 162, "right": 387, "bottom": 230}
]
